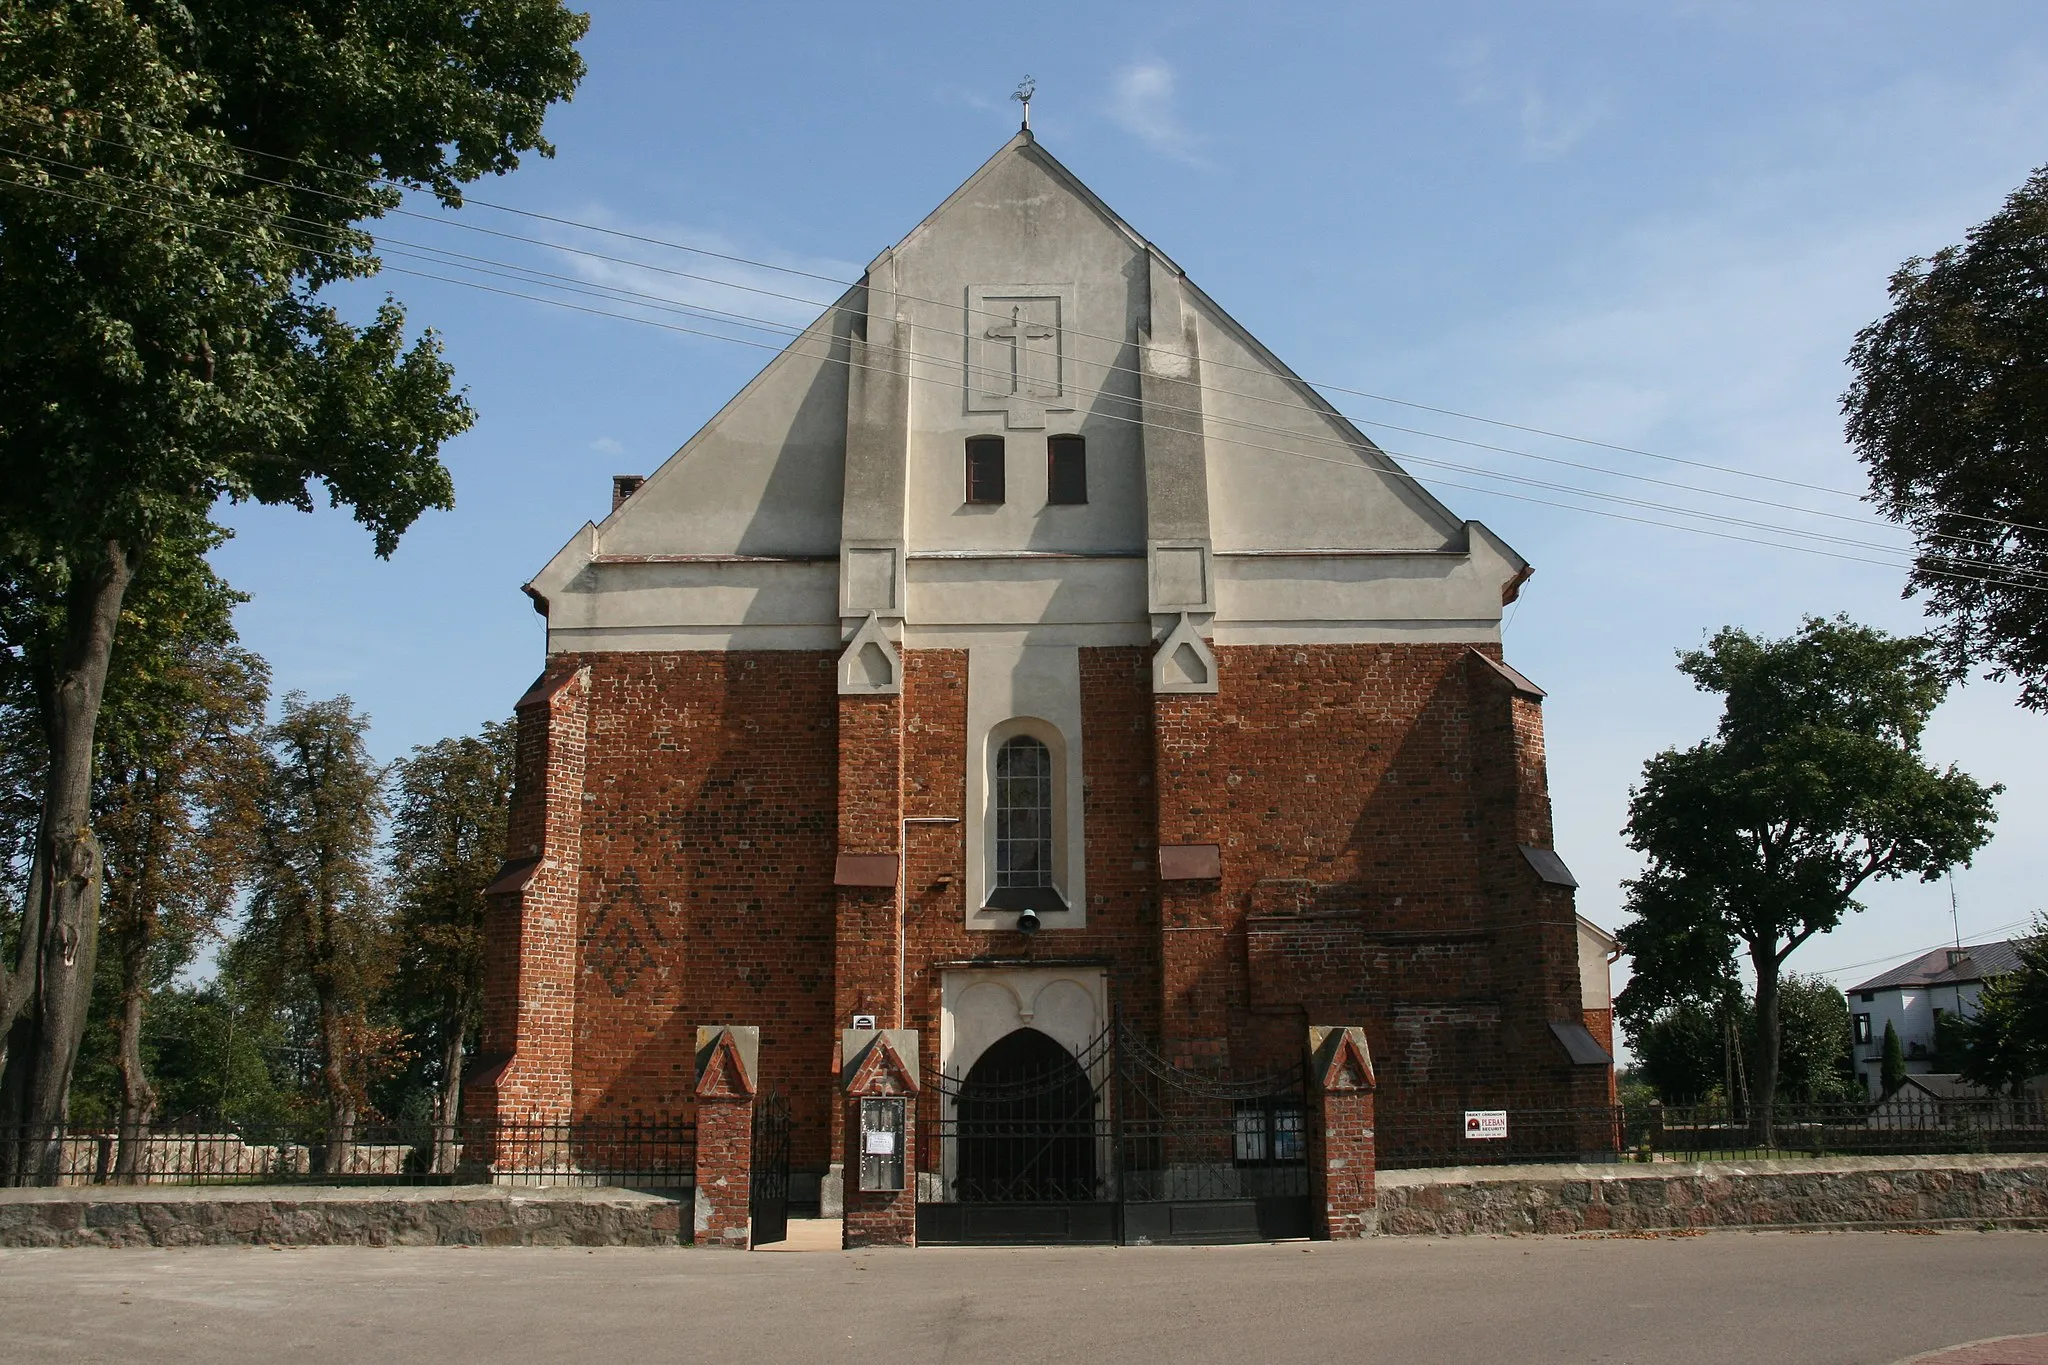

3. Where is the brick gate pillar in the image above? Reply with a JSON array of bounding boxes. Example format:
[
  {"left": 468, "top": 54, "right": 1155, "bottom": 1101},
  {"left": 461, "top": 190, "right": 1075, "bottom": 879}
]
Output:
[
  {"left": 841, "top": 1029, "right": 920, "bottom": 1249},
  {"left": 693, "top": 1025, "right": 760, "bottom": 1249},
  {"left": 1307, "top": 1025, "right": 1378, "bottom": 1239}
]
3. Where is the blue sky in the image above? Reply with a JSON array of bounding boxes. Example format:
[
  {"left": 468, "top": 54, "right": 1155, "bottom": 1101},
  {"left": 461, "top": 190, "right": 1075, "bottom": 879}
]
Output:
[{"left": 211, "top": 1, "right": 2048, "bottom": 1009}]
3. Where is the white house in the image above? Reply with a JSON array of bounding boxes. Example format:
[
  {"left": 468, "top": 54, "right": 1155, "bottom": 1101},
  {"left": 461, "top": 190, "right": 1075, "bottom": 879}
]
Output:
[{"left": 1845, "top": 940, "right": 2023, "bottom": 1098}]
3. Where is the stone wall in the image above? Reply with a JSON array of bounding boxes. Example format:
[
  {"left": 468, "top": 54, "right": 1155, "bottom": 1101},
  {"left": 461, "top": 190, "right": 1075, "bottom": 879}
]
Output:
[
  {"left": 1377, "top": 1155, "right": 2048, "bottom": 1236},
  {"left": 0, "top": 1187, "right": 687, "bottom": 1249}
]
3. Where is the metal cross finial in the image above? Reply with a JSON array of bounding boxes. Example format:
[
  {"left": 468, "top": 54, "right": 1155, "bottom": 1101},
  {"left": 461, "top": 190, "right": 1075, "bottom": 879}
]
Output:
[{"left": 1012, "top": 76, "right": 1036, "bottom": 131}]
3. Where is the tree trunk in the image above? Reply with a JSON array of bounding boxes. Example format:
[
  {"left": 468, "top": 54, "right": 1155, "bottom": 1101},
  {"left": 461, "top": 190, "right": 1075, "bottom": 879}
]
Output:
[
  {"left": 1751, "top": 947, "right": 1784, "bottom": 1148},
  {"left": 433, "top": 1012, "right": 465, "bottom": 1175},
  {"left": 112, "top": 931, "right": 157, "bottom": 1182},
  {"left": 0, "top": 539, "right": 136, "bottom": 1184},
  {"left": 318, "top": 992, "right": 357, "bottom": 1176}
]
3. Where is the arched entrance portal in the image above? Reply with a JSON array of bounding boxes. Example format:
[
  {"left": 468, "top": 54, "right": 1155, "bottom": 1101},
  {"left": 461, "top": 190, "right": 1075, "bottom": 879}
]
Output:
[{"left": 955, "top": 1028, "right": 1099, "bottom": 1203}]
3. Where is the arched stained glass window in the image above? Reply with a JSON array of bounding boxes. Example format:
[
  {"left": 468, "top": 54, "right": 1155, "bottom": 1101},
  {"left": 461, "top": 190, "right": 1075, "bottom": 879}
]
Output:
[{"left": 994, "top": 735, "right": 1054, "bottom": 889}]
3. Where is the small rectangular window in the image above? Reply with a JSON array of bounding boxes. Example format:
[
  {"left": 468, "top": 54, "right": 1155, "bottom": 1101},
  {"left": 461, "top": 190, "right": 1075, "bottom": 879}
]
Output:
[
  {"left": 1234, "top": 1099, "right": 1304, "bottom": 1165},
  {"left": 1854, "top": 1013, "right": 1872, "bottom": 1044},
  {"left": 1047, "top": 434, "right": 1087, "bottom": 504},
  {"left": 1859, "top": 991, "right": 1875, "bottom": 1003},
  {"left": 965, "top": 436, "right": 1005, "bottom": 504}
]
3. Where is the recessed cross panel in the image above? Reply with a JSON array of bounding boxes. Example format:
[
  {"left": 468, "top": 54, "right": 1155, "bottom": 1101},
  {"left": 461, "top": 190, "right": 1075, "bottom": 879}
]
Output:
[{"left": 967, "top": 284, "right": 1076, "bottom": 430}]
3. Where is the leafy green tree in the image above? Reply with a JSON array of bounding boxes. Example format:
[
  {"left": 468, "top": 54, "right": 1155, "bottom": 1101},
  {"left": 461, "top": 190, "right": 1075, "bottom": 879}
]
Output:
[
  {"left": 1881, "top": 1020, "right": 1908, "bottom": 1097},
  {"left": 383, "top": 721, "right": 513, "bottom": 1170},
  {"left": 2, "top": 530, "right": 265, "bottom": 1171},
  {"left": 1769, "top": 973, "right": 1861, "bottom": 1104},
  {"left": 0, "top": 0, "right": 584, "bottom": 1155},
  {"left": 95, "top": 632, "right": 267, "bottom": 1172},
  {"left": 1956, "top": 917, "right": 2048, "bottom": 1094},
  {"left": 1624, "top": 975, "right": 1858, "bottom": 1105},
  {"left": 241, "top": 694, "right": 389, "bottom": 1169},
  {"left": 1617, "top": 617, "right": 2000, "bottom": 1137},
  {"left": 1844, "top": 165, "right": 2048, "bottom": 710},
  {"left": 1624, "top": 1001, "right": 1724, "bottom": 1104}
]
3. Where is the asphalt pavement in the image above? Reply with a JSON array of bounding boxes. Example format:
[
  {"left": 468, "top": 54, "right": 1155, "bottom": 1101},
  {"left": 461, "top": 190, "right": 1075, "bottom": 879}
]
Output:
[{"left": 2, "top": 1225, "right": 2044, "bottom": 1363}]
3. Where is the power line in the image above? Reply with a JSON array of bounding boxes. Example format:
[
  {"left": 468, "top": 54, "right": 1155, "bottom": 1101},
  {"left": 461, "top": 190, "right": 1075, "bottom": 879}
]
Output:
[
  {"left": 1808, "top": 918, "right": 2038, "bottom": 979},
  {"left": 9, "top": 160, "right": 2048, "bottom": 599},
  {"left": 0, "top": 146, "right": 1997, "bottom": 575},
  {"left": 4, "top": 158, "right": 2037, "bottom": 596},
  {"left": 11, "top": 106, "right": 2048, "bottom": 545}
]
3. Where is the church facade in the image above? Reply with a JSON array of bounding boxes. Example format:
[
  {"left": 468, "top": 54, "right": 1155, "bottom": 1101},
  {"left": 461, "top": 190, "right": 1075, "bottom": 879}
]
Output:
[{"left": 469, "top": 132, "right": 1614, "bottom": 1193}]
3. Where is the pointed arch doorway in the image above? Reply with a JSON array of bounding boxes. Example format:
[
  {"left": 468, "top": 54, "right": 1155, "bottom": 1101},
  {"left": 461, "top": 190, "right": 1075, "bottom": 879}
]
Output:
[
  {"left": 918, "top": 1022, "right": 1117, "bottom": 1245},
  {"left": 956, "top": 1028, "right": 1098, "bottom": 1202}
]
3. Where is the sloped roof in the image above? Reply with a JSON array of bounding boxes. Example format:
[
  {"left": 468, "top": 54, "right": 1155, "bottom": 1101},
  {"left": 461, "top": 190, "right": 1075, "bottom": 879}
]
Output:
[
  {"left": 1896, "top": 1073, "right": 2004, "bottom": 1103},
  {"left": 1848, "top": 940, "right": 2025, "bottom": 994}
]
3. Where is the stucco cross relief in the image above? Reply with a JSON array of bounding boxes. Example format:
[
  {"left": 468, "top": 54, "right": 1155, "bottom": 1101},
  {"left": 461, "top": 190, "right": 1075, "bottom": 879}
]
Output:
[{"left": 968, "top": 287, "right": 1072, "bottom": 430}]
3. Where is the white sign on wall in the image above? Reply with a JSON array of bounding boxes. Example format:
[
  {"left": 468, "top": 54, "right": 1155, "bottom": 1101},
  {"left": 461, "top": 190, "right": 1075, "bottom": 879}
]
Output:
[{"left": 1464, "top": 1110, "right": 1508, "bottom": 1140}]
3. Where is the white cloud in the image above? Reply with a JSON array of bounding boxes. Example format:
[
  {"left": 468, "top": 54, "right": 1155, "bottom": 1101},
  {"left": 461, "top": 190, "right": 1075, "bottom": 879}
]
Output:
[
  {"left": 392, "top": 202, "right": 867, "bottom": 350},
  {"left": 539, "top": 212, "right": 863, "bottom": 338},
  {"left": 587, "top": 436, "right": 624, "bottom": 456},
  {"left": 1108, "top": 60, "right": 1205, "bottom": 165},
  {"left": 1449, "top": 36, "right": 1608, "bottom": 161},
  {"left": 1346, "top": 54, "right": 2048, "bottom": 1034}
]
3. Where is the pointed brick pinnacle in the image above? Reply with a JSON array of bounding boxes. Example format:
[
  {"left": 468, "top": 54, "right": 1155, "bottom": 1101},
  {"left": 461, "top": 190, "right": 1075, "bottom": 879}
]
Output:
[
  {"left": 1318, "top": 1027, "right": 1376, "bottom": 1094},
  {"left": 695, "top": 1028, "right": 757, "bottom": 1099},
  {"left": 847, "top": 1032, "right": 920, "bottom": 1097}
]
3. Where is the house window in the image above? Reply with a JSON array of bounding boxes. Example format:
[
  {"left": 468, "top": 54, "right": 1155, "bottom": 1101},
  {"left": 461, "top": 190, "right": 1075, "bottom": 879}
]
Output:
[
  {"left": 1859, "top": 991, "right": 1875, "bottom": 1003},
  {"left": 994, "top": 735, "right": 1053, "bottom": 889},
  {"left": 1234, "top": 1099, "right": 1305, "bottom": 1165},
  {"left": 965, "top": 436, "right": 1005, "bottom": 504},
  {"left": 1854, "top": 1013, "right": 1872, "bottom": 1044},
  {"left": 1047, "top": 434, "right": 1087, "bottom": 504}
]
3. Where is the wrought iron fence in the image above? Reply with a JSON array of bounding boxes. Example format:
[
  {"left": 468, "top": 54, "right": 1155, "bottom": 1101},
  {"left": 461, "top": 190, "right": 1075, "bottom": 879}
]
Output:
[
  {"left": 0, "top": 1116, "right": 695, "bottom": 1189},
  {"left": 1114, "top": 1027, "right": 1310, "bottom": 1205},
  {"left": 1379, "top": 1093, "right": 2048, "bottom": 1170},
  {"left": 1650, "top": 1094, "right": 2048, "bottom": 1162}
]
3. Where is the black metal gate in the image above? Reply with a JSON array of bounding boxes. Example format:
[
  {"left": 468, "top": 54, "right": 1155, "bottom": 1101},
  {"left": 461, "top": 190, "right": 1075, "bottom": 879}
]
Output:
[
  {"left": 917, "top": 1025, "right": 1117, "bottom": 1244},
  {"left": 916, "top": 1016, "right": 1310, "bottom": 1246},
  {"left": 749, "top": 1091, "right": 790, "bottom": 1247},
  {"left": 1115, "top": 1027, "right": 1311, "bottom": 1245}
]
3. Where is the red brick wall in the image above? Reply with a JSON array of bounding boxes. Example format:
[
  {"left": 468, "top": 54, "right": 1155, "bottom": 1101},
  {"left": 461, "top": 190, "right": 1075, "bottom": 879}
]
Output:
[
  {"left": 564, "top": 651, "right": 840, "bottom": 1165},
  {"left": 474, "top": 637, "right": 1594, "bottom": 1172},
  {"left": 1584, "top": 1007, "right": 1618, "bottom": 1104},
  {"left": 471, "top": 667, "right": 588, "bottom": 1124},
  {"left": 1162, "top": 644, "right": 1596, "bottom": 1138},
  {"left": 891, "top": 647, "right": 1164, "bottom": 1091}
]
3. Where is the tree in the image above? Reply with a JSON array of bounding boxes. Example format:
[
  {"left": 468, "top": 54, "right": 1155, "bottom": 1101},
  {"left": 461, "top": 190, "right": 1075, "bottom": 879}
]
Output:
[
  {"left": 1624, "top": 1001, "right": 1723, "bottom": 1105},
  {"left": 1881, "top": 1020, "right": 1908, "bottom": 1097},
  {"left": 0, "top": 0, "right": 584, "bottom": 1155},
  {"left": 1844, "top": 164, "right": 2048, "bottom": 711},
  {"left": 1956, "top": 917, "right": 2048, "bottom": 1094},
  {"left": 1616, "top": 617, "right": 2000, "bottom": 1138},
  {"left": 95, "top": 633, "right": 267, "bottom": 1174},
  {"left": 384, "top": 721, "right": 513, "bottom": 1171},
  {"left": 241, "top": 694, "right": 389, "bottom": 1170},
  {"left": 1769, "top": 973, "right": 1860, "bottom": 1104},
  {"left": 1622, "top": 975, "right": 1859, "bottom": 1106},
  {"left": 1, "top": 530, "right": 265, "bottom": 1176}
]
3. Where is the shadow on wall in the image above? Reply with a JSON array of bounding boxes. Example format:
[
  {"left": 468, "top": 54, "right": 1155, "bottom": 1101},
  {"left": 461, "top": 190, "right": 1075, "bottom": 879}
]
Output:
[
  {"left": 732, "top": 301, "right": 856, "bottom": 559},
  {"left": 578, "top": 653, "right": 840, "bottom": 1171}
]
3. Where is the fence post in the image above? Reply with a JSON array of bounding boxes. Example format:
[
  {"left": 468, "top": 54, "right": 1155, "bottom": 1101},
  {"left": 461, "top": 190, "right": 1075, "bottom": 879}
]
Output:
[
  {"left": 693, "top": 1025, "right": 760, "bottom": 1249},
  {"left": 1307, "top": 1025, "right": 1378, "bottom": 1239},
  {"left": 841, "top": 1028, "right": 920, "bottom": 1249}
]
